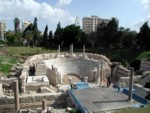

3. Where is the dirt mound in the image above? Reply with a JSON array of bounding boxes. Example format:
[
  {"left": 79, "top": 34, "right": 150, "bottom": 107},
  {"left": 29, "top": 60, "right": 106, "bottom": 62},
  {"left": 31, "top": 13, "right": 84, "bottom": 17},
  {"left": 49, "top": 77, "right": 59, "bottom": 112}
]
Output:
[
  {"left": 0, "top": 72, "right": 3, "bottom": 77},
  {"left": 0, "top": 48, "right": 7, "bottom": 55}
]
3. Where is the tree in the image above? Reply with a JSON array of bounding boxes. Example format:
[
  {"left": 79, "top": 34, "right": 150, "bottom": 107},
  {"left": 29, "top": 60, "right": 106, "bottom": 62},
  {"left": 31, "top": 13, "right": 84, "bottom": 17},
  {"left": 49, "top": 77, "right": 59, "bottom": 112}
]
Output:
[
  {"left": 120, "top": 28, "right": 137, "bottom": 49},
  {"left": 104, "top": 18, "right": 118, "bottom": 48},
  {"left": 13, "top": 18, "right": 20, "bottom": 33},
  {"left": 54, "top": 22, "right": 63, "bottom": 45},
  {"left": 97, "top": 21, "right": 107, "bottom": 47},
  {"left": 48, "top": 30, "right": 53, "bottom": 47},
  {"left": 136, "top": 22, "right": 150, "bottom": 49},
  {"left": 33, "top": 17, "right": 38, "bottom": 30},
  {"left": 87, "top": 32, "right": 98, "bottom": 48},
  {"left": 24, "top": 30, "right": 33, "bottom": 46},
  {"left": 22, "top": 17, "right": 40, "bottom": 46},
  {"left": 42, "top": 25, "right": 48, "bottom": 47},
  {"left": 62, "top": 24, "right": 84, "bottom": 47},
  {"left": 5, "top": 30, "right": 15, "bottom": 45},
  {"left": 32, "top": 17, "right": 40, "bottom": 46}
]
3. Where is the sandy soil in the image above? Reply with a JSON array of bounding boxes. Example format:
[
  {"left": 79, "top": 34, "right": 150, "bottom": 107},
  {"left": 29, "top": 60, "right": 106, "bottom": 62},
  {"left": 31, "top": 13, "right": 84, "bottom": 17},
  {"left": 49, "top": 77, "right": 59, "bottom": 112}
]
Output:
[{"left": 62, "top": 74, "right": 81, "bottom": 85}]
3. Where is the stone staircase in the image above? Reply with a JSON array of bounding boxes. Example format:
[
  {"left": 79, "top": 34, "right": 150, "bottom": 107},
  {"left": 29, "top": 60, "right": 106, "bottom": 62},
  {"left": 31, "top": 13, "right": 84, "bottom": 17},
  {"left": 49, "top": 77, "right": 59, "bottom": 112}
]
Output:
[
  {"left": 35, "top": 63, "right": 46, "bottom": 76},
  {"left": 50, "top": 109, "right": 66, "bottom": 113}
]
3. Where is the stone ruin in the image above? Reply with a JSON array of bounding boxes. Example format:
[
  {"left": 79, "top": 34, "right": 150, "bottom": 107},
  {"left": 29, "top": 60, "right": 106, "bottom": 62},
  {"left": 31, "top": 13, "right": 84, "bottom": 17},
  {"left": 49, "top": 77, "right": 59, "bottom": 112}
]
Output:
[{"left": 0, "top": 45, "right": 148, "bottom": 113}]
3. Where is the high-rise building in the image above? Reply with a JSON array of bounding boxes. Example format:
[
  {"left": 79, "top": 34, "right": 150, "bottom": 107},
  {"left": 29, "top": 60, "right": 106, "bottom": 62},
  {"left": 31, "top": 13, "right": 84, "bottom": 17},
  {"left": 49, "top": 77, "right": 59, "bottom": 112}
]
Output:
[
  {"left": 82, "top": 16, "right": 118, "bottom": 34},
  {"left": 22, "top": 21, "right": 31, "bottom": 31},
  {"left": 0, "top": 20, "right": 6, "bottom": 40}
]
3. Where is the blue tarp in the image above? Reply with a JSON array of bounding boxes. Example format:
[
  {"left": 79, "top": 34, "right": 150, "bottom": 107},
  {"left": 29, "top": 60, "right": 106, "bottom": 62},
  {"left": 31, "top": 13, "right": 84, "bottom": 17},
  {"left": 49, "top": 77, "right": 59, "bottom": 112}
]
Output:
[
  {"left": 68, "top": 90, "right": 87, "bottom": 113},
  {"left": 74, "top": 82, "right": 89, "bottom": 90},
  {"left": 122, "top": 88, "right": 148, "bottom": 105}
]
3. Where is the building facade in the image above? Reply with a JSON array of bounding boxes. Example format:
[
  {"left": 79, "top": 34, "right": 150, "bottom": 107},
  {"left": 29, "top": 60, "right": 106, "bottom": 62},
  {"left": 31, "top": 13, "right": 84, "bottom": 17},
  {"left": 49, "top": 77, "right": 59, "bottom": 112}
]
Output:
[
  {"left": 22, "top": 21, "right": 31, "bottom": 31},
  {"left": 82, "top": 16, "right": 117, "bottom": 34},
  {"left": 0, "top": 20, "right": 6, "bottom": 40}
]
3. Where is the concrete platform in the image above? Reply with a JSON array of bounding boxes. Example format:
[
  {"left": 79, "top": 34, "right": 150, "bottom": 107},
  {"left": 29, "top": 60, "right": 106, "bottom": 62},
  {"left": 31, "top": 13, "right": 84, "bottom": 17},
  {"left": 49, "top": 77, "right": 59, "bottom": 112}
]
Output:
[{"left": 73, "top": 87, "right": 134, "bottom": 112}]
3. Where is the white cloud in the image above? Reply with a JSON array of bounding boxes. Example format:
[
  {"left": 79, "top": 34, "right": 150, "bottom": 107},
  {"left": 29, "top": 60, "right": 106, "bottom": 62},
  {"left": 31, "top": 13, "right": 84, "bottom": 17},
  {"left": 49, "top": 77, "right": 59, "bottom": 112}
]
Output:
[
  {"left": 133, "top": 0, "right": 150, "bottom": 30},
  {"left": 0, "top": 0, "right": 75, "bottom": 30},
  {"left": 134, "top": 14, "right": 150, "bottom": 28},
  {"left": 56, "top": 0, "right": 72, "bottom": 7},
  {"left": 141, "top": 0, "right": 150, "bottom": 10}
]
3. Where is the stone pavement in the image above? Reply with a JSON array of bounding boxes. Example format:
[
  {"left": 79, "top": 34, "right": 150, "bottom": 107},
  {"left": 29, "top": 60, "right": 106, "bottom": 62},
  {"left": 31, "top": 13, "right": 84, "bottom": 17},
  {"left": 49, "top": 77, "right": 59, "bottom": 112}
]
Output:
[{"left": 73, "top": 87, "right": 134, "bottom": 112}]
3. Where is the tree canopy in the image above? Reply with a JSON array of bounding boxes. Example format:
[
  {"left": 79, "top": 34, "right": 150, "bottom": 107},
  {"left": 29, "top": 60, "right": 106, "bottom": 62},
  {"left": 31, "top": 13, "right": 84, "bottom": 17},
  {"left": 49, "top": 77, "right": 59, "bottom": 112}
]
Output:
[{"left": 136, "top": 21, "right": 150, "bottom": 49}]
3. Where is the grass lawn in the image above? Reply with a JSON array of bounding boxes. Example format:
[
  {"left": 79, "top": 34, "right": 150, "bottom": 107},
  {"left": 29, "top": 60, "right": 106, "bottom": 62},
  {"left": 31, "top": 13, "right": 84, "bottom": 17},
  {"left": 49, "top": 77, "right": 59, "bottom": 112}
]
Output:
[
  {"left": 0, "top": 46, "right": 150, "bottom": 75},
  {"left": 114, "top": 103, "right": 150, "bottom": 113},
  {"left": 0, "top": 46, "right": 56, "bottom": 75},
  {"left": 86, "top": 48, "right": 150, "bottom": 66},
  {"left": 0, "top": 55, "right": 18, "bottom": 75},
  {"left": 4, "top": 46, "right": 56, "bottom": 56}
]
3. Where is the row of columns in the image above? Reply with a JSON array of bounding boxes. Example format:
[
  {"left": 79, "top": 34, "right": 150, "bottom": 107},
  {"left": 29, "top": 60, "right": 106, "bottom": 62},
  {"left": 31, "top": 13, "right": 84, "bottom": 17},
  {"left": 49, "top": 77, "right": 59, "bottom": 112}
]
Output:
[{"left": 57, "top": 44, "right": 86, "bottom": 55}]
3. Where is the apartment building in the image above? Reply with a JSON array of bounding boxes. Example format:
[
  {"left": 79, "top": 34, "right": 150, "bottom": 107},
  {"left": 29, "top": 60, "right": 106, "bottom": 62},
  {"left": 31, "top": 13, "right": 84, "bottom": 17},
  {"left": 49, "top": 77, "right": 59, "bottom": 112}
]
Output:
[
  {"left": 0, "top": 20, "right": 6, "bottom": 40},
  {"left": 22, "top": 20, "right": 31, "bottom": 31},
  {"left": 82, "top": 16, "right": 117, "bottom": 34}
]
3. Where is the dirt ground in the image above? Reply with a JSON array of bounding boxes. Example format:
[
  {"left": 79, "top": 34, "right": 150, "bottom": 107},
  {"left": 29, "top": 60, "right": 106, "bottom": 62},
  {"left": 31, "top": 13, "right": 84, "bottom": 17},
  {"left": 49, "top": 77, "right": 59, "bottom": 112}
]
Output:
[
  {"left": 62, "top": 74, "right": 81, "bottom": 85},
  {"left": 0, "top": 72, "right": 3, "bottom": 78}
]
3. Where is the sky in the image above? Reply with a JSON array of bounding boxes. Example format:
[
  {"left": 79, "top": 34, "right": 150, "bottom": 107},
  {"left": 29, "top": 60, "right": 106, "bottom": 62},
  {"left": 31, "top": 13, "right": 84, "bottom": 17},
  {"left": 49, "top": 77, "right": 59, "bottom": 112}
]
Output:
[{"left": 0, "top": 0, "right": 150, "bottom": 32}]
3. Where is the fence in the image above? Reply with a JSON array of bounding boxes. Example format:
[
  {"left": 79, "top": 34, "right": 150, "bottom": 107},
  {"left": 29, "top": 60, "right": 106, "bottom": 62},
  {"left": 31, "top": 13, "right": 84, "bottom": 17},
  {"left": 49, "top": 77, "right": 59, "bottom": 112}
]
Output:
[{"left": 68, "top": 90, "right": 87, "bottom": 113}]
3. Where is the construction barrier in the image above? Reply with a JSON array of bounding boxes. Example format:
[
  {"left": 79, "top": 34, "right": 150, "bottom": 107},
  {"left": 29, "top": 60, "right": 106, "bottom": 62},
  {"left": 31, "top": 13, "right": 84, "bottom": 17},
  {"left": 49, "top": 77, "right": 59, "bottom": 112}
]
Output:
[{"left": 122, "top": 88, "right": 148, "bottom": 105}]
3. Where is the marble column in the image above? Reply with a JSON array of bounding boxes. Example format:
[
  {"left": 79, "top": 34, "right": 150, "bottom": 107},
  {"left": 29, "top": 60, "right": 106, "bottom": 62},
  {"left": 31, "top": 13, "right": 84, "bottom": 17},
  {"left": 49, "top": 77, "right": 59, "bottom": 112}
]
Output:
[
  {"left": 83, "top": 45, "right": 85, "bottom": 55},
  {"left": 68, "top": 77, "right": 72, "bottom": 85},
  {"left": 14, "top": 80, "right": 20, "bottom": 112},
  {"left": 97, "top": 61, "right": 100, "bottom": 84},
  {"left": 128, "top": 67, "right": 134, "bottom": 101},
  {"left": 71, "top": 44, "right": 73, "bottom": 55},
  {"left": 42, "top": 100, "right": 46, "bottom": 111},
  {"left": 58, "top": 45, "right": 60, "bottom": 54},
  {"left": 100, "top": 60, "right": 103, "bottom": 86},
  {"left": 84, "top": 76, "right": 88, "bottom": 83}
]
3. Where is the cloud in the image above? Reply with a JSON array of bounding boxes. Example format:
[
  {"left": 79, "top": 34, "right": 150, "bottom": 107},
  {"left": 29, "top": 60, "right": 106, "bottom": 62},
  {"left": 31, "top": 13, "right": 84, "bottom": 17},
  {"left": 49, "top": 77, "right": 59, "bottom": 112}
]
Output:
[
  {"left": 134, "top": 14, "right": 150, "bottom": 28},
  {"left": 0, "top": 0, "right": 75, "bottom": 30},
  {"left": 141, "top": 0, "right": 150, "bottom": 10},
  {"left": 56, "top": 0, "right": 72, "bottom": 7},
  {"left": 133, "top": 0, "right": 150, "bottom": 30}
]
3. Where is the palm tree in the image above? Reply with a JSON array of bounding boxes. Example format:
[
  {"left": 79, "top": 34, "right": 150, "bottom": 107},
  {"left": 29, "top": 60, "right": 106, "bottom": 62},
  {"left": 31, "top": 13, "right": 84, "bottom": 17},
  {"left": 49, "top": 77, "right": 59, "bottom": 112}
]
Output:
[{"left": 13, "top": 18, "right": 20, "bottom": 33}]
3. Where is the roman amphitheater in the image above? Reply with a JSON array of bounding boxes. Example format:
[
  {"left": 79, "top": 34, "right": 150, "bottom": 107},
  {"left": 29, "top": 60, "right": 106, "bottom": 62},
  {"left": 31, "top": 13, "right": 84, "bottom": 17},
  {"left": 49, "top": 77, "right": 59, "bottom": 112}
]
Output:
[{"left": 0, "top": 47, "right": 149, "bottom": 113}]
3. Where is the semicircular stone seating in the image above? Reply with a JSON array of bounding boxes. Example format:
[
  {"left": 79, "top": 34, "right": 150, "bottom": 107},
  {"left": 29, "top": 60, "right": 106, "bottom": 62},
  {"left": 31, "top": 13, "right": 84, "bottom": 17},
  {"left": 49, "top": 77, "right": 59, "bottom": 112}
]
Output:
[{"left": 20, "top": 53, "right": 111, "bottom": 92}]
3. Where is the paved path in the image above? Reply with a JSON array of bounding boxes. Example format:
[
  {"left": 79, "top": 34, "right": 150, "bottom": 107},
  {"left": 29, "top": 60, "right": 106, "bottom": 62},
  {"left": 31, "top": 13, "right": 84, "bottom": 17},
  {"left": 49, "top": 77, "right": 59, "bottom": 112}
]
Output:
[{"left": 74, "top": 87, "right": 134, "bottom": 112}]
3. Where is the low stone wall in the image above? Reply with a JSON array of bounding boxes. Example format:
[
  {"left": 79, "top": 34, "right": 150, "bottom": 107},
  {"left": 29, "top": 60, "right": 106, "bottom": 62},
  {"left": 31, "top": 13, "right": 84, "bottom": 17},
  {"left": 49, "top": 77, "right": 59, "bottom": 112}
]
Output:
[
  {"left": 118, "top": 76, "right": 141, "bottom": 87},
  {"left": 140, "top": 60, "right": 150, "bottom": 71},
  {"left": 0, "top": 92, "right": 67, "bottom": 110},
  {"left": 133, "top": 83, "right": 150, "bottom": 98},
  {"left": 112, "top": 64, "right": 130, "bottom": 83},
  {"left": 19, "top": 52, "right": 112, "bottom": 92},
  {"left": 25, "top": 84, "right": 50, "bottom": 92}
]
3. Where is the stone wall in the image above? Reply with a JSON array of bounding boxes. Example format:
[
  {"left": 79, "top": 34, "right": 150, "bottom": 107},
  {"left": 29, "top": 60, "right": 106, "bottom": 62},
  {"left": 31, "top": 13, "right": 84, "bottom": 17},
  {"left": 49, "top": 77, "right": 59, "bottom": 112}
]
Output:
[
  {"left": 25, "top": 84, "right": 50, "bottom": 92},
  {"left": 0, "top": 82, "right": 3, "bottom": 96},
  {"left": 0, "top": 92, "right": 67, "bottom": 110},
  {"left": 118, "top": 76, "right": 141, "bottom": 87},
  {"left": 133, "top": 83, "right": 150, "bottom": 97},
  {"left": 19, "top": 52, "right": 112, "bottom": 92},
  {"left": 140, "top": 60, "right": 150, "bottom": 71},
  {"left": 112, "top": 64, "right": 130, "bottom": 83}
]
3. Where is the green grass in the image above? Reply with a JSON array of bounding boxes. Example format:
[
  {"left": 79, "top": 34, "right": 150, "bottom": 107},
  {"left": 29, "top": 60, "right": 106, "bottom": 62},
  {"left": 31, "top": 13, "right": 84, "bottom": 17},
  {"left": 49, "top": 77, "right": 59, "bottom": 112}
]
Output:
[
  {"left": 114, "top": 103, "right": 150, "bottom": 113},
  {"left": 0, "top": 46, "right": 150, "bottom": 75},
  {"left": 136, "top": 51, "right": 150, "bottom": 61},
  {"left": 4, "top": 46, "right": 56, "bottom": 56},
  {"left": 0, "top": 55, "right": 18, "bottom": 75},
  {"left": 85, "top": 48, "right": 150, "bottom": 66},
  {"left": 0, "top": 46, "right": 57, "bottom": 75}
]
